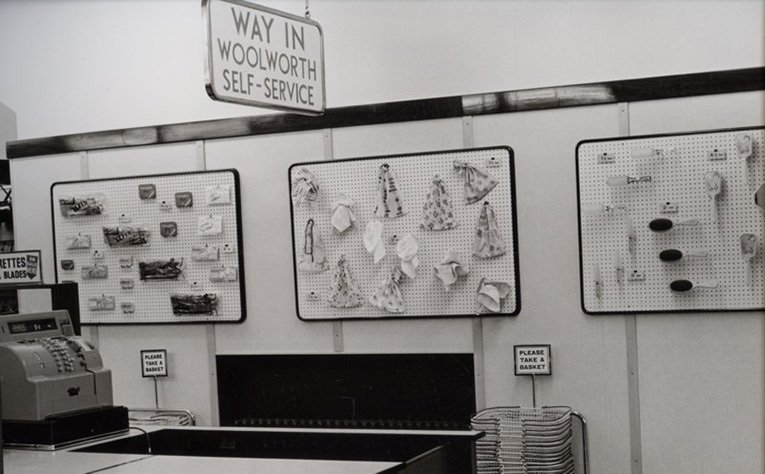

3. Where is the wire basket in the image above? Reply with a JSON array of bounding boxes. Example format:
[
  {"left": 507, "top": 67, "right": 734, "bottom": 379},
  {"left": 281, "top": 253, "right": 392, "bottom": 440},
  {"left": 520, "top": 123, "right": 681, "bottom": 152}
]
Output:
[
  {"left": 129, "top": 408, "right": 196, "bottom": 426},
  {"left": 471, "top": 406, "right": 585, "bottom": 474}
]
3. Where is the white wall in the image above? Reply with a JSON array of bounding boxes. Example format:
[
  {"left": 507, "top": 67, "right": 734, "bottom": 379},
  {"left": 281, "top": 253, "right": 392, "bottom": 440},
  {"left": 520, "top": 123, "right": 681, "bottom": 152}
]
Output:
[
  {"left": 0, "top": 0, "right": 762, "bottom": 139},
  {"left": 9, "top": 91, "right": 765, "bottom": 472},
  {"left": 3, "top": 1, "right": 765, "bottom": 473}
]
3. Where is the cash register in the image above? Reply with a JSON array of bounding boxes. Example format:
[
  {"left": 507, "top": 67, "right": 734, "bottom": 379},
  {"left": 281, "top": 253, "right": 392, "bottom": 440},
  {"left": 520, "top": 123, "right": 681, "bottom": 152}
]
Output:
[{"left": 0, "top": 310, "right": 128, "bottom": 449}]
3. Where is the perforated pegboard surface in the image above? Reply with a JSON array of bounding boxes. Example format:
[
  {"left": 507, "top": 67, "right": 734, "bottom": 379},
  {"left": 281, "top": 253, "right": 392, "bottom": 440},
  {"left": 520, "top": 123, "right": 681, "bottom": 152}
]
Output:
[
  {"left": 51, "top": 170, "right": 245, "bottom": 324},
  {"left": 289, "top": 147, "right": 519, "bottom": 320},
  {"left": 577, "top": 126, "right": 765, "bottom": 313}
]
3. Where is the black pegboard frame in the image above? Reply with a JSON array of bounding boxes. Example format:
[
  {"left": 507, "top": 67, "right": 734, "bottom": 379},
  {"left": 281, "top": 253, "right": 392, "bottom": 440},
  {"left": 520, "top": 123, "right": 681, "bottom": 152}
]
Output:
[
  {"left": 289, "top": 146, "right": 520, "bottom": 321},
  {"left": 577, "top": 125, "right": 765, "bottom": 314},
  {"left": 50, "top": 169, "right": 246, "bottom": 325}
]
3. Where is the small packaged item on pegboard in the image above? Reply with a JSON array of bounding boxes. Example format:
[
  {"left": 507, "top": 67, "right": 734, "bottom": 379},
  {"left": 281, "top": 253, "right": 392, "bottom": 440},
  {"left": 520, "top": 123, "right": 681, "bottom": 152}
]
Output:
[
  {"left": 170, "top": 293, "right": 219, "bottom": 316},
  {"left": 139, "top": 258, "right": 183, "bottom": 281},
  {"left": 59, "top": 194, "right": 105, "bottom": 217},
  {"left": 103, "top": 225, "right": 150, "bottom": 247}
]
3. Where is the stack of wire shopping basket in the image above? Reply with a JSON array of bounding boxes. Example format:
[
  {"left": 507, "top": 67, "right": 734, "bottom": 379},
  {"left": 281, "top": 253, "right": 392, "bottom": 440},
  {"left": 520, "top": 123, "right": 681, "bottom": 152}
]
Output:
[{"left": 472, "top": 406, "right": 584, "bottom": 474}]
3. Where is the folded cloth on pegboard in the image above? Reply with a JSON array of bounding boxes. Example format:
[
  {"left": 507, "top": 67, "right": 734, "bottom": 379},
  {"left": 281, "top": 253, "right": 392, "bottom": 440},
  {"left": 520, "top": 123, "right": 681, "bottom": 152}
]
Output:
[
  {"left": 330, "top": 193, "right": 357, "bottom": 234},
  {"left": 421, "top": 174, "right": 457, "bottom": 230},
  {"left": 363, "top": 220, "right": 386, "bottom": 263},
  {"left": 473, "top": 201, "right": 506, "bottom": 259},
  {"left": 291, "top": 168, "right": 319, "bottom": 207},
  {"left": 369, "top": 267, "right": 405, "bottom": 314},
  {"left": 328, "top": 255, "right": 365, "bottom": 308},
  {"left": 434, "top": 250, "right": 468, "bottom": 292},
  {"left": 374, "top": 163, "right": 405, "bottom": 218},
  {"left": 396, "top": 234, "right": 419, "bottom": 279},
  {"left": 476, "top": 277, "right": 512, "bottom": 313},
  {"left": 453, "top": 160, "right": 498, "bottom": 204}
]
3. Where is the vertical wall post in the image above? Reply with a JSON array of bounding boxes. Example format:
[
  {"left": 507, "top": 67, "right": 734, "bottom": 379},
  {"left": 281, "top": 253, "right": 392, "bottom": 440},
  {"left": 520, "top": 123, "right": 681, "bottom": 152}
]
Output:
[
  {"left": 463, "top": 116, "right": 486, "bottom": 411},
  {"left": 198, "top": 140, "right": 220, "bottom": 426},
  {"left": 619, "top": 102, "right": 643, "bottom": 474},
  {"left": 322, "top": 128, "right": 344, "bottom": 353},
  {"left": 79, "top": 151, "right": 100, "bottom": 347}
]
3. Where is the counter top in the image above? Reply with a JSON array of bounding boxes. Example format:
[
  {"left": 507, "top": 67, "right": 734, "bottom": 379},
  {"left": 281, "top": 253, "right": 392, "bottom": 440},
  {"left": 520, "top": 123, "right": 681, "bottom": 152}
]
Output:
[
  {"left": 4, "top": 426, "right": 481, "bottom": 474},
  {"left": 4, "top": 449, "right": 402, "bottom": 474}
]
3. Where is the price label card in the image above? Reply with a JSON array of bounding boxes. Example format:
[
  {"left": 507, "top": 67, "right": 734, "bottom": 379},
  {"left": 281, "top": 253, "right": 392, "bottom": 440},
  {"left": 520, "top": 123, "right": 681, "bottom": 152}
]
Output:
[
  {"left": 514, "top": 345, "right": 551, "bottom": 376},
  {"left": 141, "top": 349, "right": 168, "bottom": 377}
]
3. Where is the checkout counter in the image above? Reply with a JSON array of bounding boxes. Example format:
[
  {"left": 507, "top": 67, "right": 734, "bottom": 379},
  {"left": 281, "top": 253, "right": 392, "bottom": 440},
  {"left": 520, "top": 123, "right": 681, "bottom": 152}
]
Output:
[{"left": 1, "top": 311, "right": 481, "bottom": 473}]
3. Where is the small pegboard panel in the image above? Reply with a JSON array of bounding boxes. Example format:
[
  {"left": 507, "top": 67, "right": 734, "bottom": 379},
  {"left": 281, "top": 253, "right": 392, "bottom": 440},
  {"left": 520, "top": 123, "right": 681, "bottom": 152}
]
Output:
[
  {"left": 577, "top": 126, "right": 765, "bottom": 314},
  {"left": 51, "top": 170, "right": 245, "bottom": 325},
  {"left": 289, "top": 147, "right": 519, "bottom": 320}
]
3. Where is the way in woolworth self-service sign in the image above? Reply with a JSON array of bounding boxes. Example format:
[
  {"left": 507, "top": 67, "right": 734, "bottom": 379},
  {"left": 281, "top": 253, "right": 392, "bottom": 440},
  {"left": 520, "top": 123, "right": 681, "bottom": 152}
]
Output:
[{"left": 203, "top": 0, "right": 325, "bottom": 115}]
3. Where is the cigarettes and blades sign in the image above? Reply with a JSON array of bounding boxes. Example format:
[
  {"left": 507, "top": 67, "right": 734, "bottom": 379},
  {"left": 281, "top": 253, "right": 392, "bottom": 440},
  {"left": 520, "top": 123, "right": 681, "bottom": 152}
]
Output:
[
  {"left": 0, "top": 251, "right": 42, "bottom": 285},
  {"left": 203, "top": 0, "right": 326, "bottom": 114}
]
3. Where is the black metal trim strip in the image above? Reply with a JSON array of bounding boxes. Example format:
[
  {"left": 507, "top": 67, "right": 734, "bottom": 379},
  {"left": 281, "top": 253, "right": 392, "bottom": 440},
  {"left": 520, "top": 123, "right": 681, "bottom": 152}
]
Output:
[{"left": 7, "top": 67, "right": 764, "bottom": 159}]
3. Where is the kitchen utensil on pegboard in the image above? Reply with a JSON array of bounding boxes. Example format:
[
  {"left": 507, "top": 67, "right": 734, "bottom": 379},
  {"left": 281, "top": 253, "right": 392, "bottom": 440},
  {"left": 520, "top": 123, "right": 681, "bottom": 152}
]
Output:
[
  {"left": 648, "top": 218, "right": 700, "bottom": 233},
  {"left": 703, "top": 171, "right": 722, "bottom": 223},
  {"left": 737, "top": 134, "right": 754, "bottom": 190},
  {"left": 740, "top": 233, "right": 759, "bottom": 287},
  {"left": 669, "top": 279, "right": 719, "bottom": 292},
  {"left": 658, "top": 249, "right": 709, "bottom": 262}
]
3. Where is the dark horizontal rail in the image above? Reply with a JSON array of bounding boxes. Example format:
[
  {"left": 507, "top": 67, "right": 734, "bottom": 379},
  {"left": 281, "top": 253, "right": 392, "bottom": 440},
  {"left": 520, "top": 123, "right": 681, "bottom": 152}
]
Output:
[{"left": 8, "top": 67, "right": 764, "bottom": 158}]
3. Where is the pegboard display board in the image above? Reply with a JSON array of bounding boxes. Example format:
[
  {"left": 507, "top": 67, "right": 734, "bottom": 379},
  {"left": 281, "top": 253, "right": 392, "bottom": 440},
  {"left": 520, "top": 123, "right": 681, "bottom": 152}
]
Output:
[
  {"left": 289, "top": 147, "right": 519, "bottom": 320},
  {"left": 577, "top": 126, "right": 764, "bottom": 313},
  {"left": 51, "top": 170, "right": 245, "bottom": 325}
]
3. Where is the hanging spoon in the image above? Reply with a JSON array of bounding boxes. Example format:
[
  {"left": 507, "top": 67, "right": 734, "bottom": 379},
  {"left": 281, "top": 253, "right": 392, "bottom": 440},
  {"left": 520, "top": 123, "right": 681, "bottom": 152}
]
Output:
[
  {"left": 593, "top": 263, "right": 602, "bottom": 300},
  {"left": 670, "top": 279, "right": 718, "bottom": 292},
  {"left": 740, "top": 233, "right": 758, "bottom": 287},
  {"left": 648, "top": 218, "right": 700, "bottom": 232},
  {"left": 658, "top": 249, "right": 709, "bottom": 262},
  {"left": 703, "top": 171, "right": 722, "bottom": 223},
  {"left": 737, "top": 134, "right": 754, "bottom": 189}
]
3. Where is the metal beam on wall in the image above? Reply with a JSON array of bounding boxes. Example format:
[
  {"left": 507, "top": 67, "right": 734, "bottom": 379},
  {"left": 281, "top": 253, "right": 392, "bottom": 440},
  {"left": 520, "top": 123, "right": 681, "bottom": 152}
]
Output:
[{"left": 7, "top": 68, "right": 764, "bottom": 159}]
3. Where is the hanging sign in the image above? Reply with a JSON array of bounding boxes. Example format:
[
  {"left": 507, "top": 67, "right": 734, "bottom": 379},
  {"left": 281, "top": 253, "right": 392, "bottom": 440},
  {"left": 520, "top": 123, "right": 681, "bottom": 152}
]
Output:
[
  {"left": 0, "top": 250, "right": 42, "bottom": 286},
  {"left": 141, "top": 349, "right": 168, "bottom": 377},
  {"left": 203, "top": 0, "right": 325, "bottom": 115},
  {"left": 514, "top": 344, "right": 551, "bottom": 376}
]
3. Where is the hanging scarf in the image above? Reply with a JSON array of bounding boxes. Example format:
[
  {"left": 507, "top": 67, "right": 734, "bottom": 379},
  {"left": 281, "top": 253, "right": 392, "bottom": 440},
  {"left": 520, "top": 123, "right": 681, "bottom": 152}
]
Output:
[
  {"left": 374, "top": 164, "right": 405, "bottom": 218},
  {"left": 453, "top": 160, "right": 498, "bottom": 204},
  {"left": 328, "top": 255, "right": 364, "bottom": 308},
  {"left": 473, "top": 201, "right": 506, "bottom": 258},
  {"left": 369, "top": 267, "right": 405, "bottom": 314},
  {"left": 291, "top": 168, "right": 319, "bottom": 207},
  {"left": 421, "top": 175, "right": 457, "bottom": 230},
  {"left": 298, "top": 218, "right": 327, "bottom": 272}
]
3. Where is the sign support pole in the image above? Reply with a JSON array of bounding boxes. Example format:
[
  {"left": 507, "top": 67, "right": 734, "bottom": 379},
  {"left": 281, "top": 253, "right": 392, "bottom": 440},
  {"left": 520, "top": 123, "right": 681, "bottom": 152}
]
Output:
[
  {"left": 153, "top": 376, "right": 159, "bottom": 409},
  {"left": 531, "top": 374, "right": 537, "bottom": 408}
]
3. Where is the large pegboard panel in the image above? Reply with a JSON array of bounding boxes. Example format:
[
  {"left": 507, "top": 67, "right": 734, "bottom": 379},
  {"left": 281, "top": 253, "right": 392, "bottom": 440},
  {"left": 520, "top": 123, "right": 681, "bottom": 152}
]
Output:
[
  {"left": 577, "top": 126, "right": 764, "bottom": 313},
  {"left": 289, "top": 147, "right": 519, "bottom": 320},
  {"left": 51, "top": 169, "right": 245, "bottom": 324}
]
